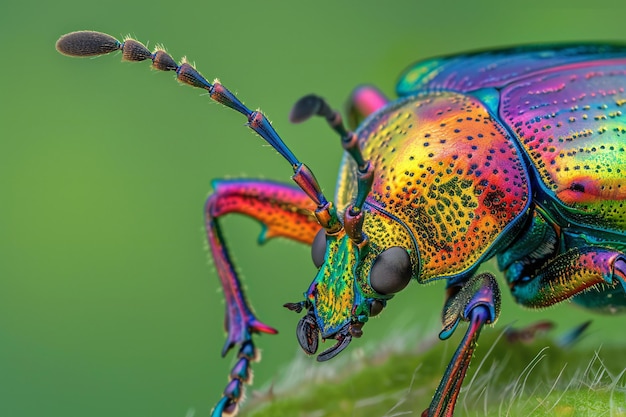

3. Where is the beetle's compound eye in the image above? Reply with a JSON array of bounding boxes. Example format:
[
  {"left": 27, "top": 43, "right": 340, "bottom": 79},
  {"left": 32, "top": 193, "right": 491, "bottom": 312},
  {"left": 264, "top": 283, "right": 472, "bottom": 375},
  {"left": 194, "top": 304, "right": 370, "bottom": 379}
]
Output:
[
  {"left": 311, "top": 229, "right": 327, "bottom": 268},
  {"left": 370, "top": 247, "right": 412, "bottom": 295}
]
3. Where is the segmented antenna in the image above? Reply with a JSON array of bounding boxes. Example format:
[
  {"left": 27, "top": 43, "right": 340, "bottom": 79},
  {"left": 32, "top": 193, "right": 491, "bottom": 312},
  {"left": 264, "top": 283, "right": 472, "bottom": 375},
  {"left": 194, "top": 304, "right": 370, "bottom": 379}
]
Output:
[
  {"left": 55, "top": 31, "right": 342, "bottom": 234},
  {"left": 290, "top": 95, "right": 374, "bottom": 245},
  {"left": 56, "top": 30, "right": 345, "bottom": 417}
]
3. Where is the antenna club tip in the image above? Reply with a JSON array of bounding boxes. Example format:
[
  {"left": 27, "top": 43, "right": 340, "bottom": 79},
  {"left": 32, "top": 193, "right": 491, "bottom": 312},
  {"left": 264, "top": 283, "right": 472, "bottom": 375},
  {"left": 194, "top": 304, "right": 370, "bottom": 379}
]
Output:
[
  {"left": 289, "top": 94, "right": 322, "bottom": 123},
  {"left": 56, "top": 31, "right": 121, "bottom": 57}
]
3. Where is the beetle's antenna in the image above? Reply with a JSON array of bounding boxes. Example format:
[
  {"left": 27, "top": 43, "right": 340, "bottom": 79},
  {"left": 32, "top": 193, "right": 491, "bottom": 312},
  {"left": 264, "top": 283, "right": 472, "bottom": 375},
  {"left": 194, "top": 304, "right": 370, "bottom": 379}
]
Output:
[
  {"left": 290, "top": 95, "right": 373, "bottom": 244},
  {"left": 56, "top": 31, "right": 344, "bottom": 417},
  {"left": 55, "top": 31, "right": 342, "bottom": 234}
]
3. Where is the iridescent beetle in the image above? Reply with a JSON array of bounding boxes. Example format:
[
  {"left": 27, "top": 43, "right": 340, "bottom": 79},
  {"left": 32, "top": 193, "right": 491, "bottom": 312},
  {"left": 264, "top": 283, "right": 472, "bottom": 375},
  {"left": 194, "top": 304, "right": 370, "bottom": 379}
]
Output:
[{"left": 56, "top": 31, "right": 626, "bottom": 416}]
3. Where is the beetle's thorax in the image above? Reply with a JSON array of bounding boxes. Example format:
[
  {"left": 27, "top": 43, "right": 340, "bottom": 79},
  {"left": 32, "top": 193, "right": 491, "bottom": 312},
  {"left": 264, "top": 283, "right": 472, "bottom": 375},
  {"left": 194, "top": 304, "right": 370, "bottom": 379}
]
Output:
[{"left": 337, "top": 91, "right": 531, "bottom": 282}]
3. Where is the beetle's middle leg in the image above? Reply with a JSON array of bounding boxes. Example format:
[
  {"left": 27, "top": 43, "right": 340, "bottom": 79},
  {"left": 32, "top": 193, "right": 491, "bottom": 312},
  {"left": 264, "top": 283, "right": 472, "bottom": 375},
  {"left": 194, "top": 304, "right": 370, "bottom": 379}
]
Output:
[
  {"left": 205, "top": 178, "right": 321, "bottom": 416},
  {"left": 425, "top": 272, "right": 502, "bottom": 417},
  {"left": 498, "top": 208, "right": 626, "bottom": 311},
  {"left": 506, "top": 246, "right": 626, "bottom": 310}
]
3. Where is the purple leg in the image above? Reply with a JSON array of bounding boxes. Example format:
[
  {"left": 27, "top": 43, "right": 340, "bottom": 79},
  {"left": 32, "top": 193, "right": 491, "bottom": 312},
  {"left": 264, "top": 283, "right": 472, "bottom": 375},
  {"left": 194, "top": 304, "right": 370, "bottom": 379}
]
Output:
[
  {"left": 425, "top": 273, "right": 502, "bottom": 417},
  {"left": 206, "top": 179, "right": 321, "bottom": 416},
  {"left": 508, "top": 247, "right": 626, "bottom": 308},
  {"left": 55, "top": 31, "right": 335, "bottom": 417}
]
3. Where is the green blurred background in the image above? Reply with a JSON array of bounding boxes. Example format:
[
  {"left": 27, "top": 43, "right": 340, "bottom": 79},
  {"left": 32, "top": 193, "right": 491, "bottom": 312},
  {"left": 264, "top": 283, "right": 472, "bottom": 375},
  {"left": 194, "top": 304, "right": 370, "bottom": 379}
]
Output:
[{"left": 2, "top": 0, "right": 626, "bottom": 416}]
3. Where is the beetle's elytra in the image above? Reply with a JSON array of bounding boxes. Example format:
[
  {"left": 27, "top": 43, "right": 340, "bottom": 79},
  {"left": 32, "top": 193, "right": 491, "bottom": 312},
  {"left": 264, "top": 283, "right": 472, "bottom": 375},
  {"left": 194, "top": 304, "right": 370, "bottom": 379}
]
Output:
[{"left": 56, "top": 31, "right": 626, "bottom": 416}]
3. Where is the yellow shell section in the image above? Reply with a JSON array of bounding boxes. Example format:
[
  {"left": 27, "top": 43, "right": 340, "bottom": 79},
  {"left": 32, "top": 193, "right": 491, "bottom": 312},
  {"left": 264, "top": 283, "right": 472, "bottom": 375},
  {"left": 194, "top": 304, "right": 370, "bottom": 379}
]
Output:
[{"left": 336, "top": 92, "right": 530, "bottom": 282}]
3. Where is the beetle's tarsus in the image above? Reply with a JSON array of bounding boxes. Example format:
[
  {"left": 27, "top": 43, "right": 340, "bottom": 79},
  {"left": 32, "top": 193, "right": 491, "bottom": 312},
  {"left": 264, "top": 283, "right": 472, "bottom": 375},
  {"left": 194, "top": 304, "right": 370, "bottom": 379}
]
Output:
[
  {"left": 211, "top": 396, "right": 237, "bottom": 417},
  {"left": 202, "top": 180, "right": 321, "bottom": 416},
  {"left": 557, "top": 320, "right": 592, "bottom": 348},
  {"left": 504, "top": 320, "right": 555, "bottom": 344},
  {"left": 212, "top": 339, "right": 259, "bottom": 417}
]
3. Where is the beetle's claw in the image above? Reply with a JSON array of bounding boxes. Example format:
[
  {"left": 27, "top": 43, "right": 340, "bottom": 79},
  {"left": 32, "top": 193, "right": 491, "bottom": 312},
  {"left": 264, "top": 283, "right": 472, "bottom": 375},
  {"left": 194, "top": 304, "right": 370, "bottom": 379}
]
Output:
[
  {"left": 317, "top": 328, "right": 353, "bottom": 362},
  {"left": 211, "top": 396, "right": 237, "bottom": 417}
]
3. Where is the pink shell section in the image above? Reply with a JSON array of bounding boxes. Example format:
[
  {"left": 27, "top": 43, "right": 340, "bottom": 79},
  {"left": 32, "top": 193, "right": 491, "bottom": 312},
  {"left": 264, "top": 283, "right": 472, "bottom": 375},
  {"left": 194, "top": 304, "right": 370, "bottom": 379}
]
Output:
[
  {"left": 500, "top": 59, "right": 626, "bottom": 233},
  {"left": 355, "top": 92, "right": 529, "bottom": 281}
]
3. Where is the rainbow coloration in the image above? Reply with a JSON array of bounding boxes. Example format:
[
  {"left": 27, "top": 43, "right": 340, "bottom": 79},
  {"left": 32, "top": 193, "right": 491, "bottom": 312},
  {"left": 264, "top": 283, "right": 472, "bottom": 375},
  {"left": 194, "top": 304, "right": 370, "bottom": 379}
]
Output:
[
  {"left": 339, "top": 92, "right": 530, "bottom": 282},
  {"left": 502, "top": 61, "right": 626, "bottom": 231},
  {"left": 55, "top": 32, "right": 626, "bottom": 417}
]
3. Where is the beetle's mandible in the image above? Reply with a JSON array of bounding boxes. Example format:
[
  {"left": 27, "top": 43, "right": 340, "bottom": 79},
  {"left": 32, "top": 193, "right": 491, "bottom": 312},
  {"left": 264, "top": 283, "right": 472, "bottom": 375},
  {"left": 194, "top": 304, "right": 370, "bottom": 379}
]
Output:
[{"left": 56, "top": 31, "right": 626, "bottom": 416}]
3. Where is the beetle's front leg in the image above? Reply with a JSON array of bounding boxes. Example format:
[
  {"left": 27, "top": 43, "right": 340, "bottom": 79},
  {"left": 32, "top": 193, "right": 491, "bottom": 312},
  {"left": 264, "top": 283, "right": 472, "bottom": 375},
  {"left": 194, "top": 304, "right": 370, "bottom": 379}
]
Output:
[
  {"left": 425, "top": 273, "right": 502, "bottom": 417},
  {"left": 205, "top": 179, "right": 320, "bottom": 416}
]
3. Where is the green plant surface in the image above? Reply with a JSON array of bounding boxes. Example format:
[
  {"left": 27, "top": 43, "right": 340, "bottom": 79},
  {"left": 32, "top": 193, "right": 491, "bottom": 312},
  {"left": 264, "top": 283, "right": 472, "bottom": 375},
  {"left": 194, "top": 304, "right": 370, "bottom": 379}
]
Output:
[{"left": 239, "top": 326, "right": 626, "bottom": 417}]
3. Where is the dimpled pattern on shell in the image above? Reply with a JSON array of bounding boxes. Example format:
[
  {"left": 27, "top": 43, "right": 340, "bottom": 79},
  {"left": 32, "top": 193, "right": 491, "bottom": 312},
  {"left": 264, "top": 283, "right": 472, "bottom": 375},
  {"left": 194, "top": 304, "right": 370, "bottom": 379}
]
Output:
[
  {"left": 351, "top": 92, "right": 529, "bottom": 282},
  {"left": 397, "top": 43, "right": 626, "bottom": 94},
  {"left": 500, "top": 59, "right": 626, "bottom": 234}
]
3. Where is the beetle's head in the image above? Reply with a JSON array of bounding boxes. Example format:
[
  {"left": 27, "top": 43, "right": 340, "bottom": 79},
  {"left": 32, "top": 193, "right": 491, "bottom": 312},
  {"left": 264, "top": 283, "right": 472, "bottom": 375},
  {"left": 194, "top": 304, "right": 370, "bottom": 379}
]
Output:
[
  {"left": 285, "top": 209, "right": 413, "bottom": 361},
  {"left": 283, "top": 94, "right": 417, "bottom": 361}
]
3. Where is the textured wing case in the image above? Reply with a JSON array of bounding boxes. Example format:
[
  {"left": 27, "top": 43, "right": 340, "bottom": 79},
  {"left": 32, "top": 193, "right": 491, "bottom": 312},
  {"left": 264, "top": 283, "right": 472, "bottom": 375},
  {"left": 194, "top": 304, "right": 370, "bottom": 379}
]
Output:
[
  {"left": 500, "top": 59, "right": 626, "bottom": 234},
  {"left": 398, "top": 43, "right": 626, "bottom": 94}
]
